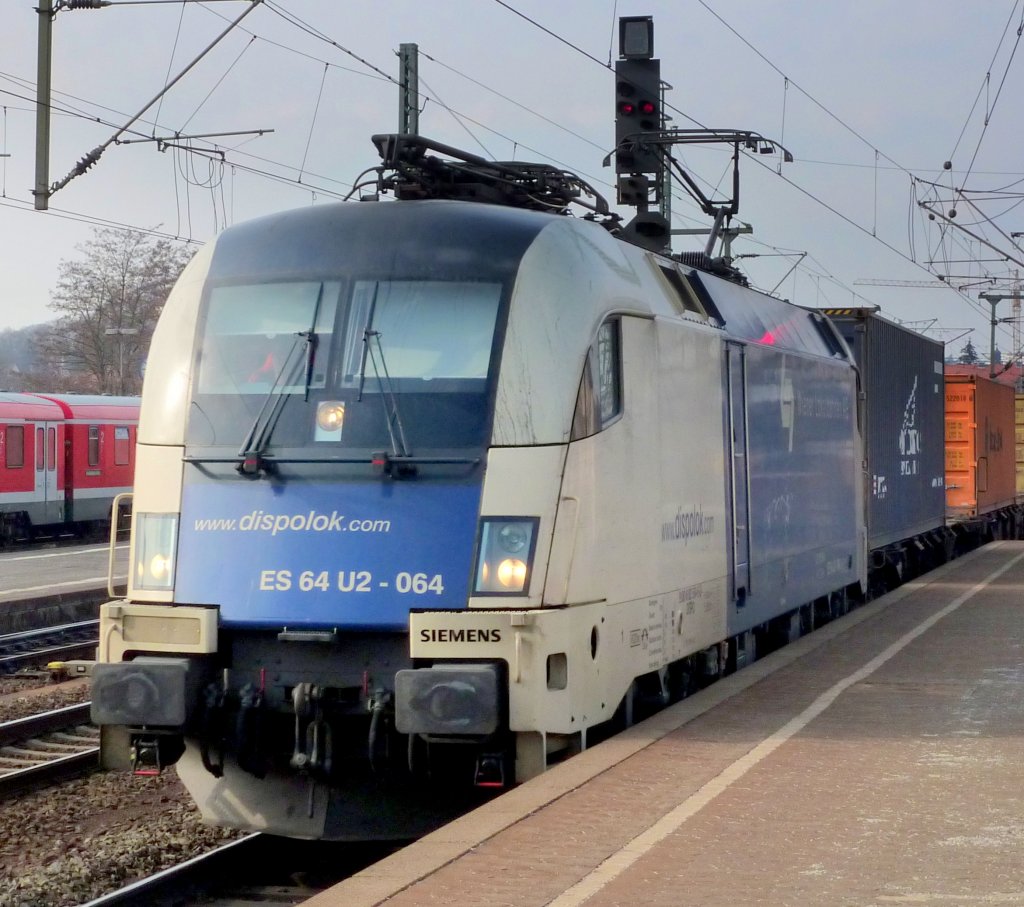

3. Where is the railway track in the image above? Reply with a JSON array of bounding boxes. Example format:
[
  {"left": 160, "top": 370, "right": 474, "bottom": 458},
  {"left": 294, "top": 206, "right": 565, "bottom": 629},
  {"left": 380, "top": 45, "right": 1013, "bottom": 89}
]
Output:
[
  {"left": 0, "top": 702, "right": 98, "bottom": 794},
  {"left": 79, "top": 834, "right": 398, "bottom": 906},
  {"left": 0, "top": 619, "right": 100, "bottom": 673}
]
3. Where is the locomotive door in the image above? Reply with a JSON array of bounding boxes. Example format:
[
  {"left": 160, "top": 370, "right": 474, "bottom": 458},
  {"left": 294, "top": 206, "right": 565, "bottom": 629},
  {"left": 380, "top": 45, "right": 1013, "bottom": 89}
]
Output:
[
  {"left": 726, "top": 344, "right": 751, "bottom": 606},
  {"left": 34, "top": 424, "right": 61, "bottom": 525}
]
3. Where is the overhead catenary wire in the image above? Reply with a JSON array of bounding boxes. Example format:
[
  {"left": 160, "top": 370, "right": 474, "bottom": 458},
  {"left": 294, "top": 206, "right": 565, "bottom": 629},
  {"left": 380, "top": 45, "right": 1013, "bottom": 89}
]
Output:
[
  {"left": 7, "top": 0, "right": 1022, "bottom": 351},
  {"left": 474, "top": 0, "right": 1017, "bottom": 346},
  {"left": 298, "top": 62, "right": 329, "bottom": 183},
  {"left": 152, "top": 0, "right": 187, "bottom": 134},
  {"left": 683, "top": 1, "right": 1022, "bottom": 345},
  {"left": 46, "top": 0, "right": 264, "bottom": 201}
]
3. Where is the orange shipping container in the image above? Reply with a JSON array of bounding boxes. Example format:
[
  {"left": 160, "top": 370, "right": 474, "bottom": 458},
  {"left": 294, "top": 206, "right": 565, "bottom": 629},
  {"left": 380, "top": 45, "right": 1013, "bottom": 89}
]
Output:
[
  {"left": 1016, "top": 394, "right": 1024, "bottom": 495},
  {"left": 945, "top": 374, "right": 1016, "bottom": 518}
]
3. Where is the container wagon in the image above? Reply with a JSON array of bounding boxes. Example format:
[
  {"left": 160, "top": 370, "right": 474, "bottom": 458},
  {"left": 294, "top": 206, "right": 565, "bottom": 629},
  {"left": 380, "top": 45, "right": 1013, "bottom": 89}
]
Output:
[
  {"left": 821, "top": 308, "right": 948, "bottom": 584},
  {"left": 945, "top": 373, "right": 1018, "bottom": 532},
  {"left": 1016, "top": 393, "right": 1024, "bottom": 497}
]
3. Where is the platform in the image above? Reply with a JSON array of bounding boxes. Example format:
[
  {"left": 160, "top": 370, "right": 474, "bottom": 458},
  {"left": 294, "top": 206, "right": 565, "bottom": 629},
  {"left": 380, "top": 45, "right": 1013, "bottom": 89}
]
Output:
[
  {"left": 0, "top": 542, "right": 128, "bottom": 632},
  {"left": 0, "top": 542, "right": 127, "bottom": 603},
  {"left": 305, "top": 541, "right": 1024, "bottom": 907}
]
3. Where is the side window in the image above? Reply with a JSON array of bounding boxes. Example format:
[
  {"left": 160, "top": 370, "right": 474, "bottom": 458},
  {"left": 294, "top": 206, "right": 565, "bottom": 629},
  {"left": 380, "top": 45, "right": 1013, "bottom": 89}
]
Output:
[
  {"left": 88, "top": 425, "right": 100, "bottom": 467},
  {"left": 114, "top": 427, "right": 130, "bottom": 466},
  {"left": 6, "top": 425, "right": 25, "bottom": 469},
  {"left": 47, "top": 427, "right": 56, "bottom": 471},
  {"left": 571, "top": 319, "right": 623, "bottom": 440},
  {"left": 36, "top": 427, "right": 44, "bottom": 470}
]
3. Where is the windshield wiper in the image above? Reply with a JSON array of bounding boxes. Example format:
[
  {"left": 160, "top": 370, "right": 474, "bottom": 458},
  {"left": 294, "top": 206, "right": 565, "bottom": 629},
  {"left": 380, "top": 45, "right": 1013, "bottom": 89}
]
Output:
[
  {"left": 359, "top": 327, "right": 416, "bottom": 477},
  {"left": 237, "top": 289, "right": 324, "bottom": 477},
  {"left": 236, "top": 332, "right": 309, "bottom": 476}
]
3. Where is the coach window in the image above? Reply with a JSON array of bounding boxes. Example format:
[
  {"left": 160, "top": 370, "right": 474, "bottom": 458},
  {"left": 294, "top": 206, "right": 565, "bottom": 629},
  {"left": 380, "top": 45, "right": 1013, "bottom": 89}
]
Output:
[
  {"left": 114, "top": 427, "right": 130, "bottom": 465},
  {"left": 88, "top": 426, "right": 100, "bottom": 467},
  {"left": 571, "top": 318, "right": 622, "bottom": 440},
  {"left": 47, "top": 428, "right": 56, "bottom": 471},
  {"left": 36, "top": 427, "right": 44, "bottom": 470},
  {"left": 6, "top": 426, "right": 25, "bottom": 469}
]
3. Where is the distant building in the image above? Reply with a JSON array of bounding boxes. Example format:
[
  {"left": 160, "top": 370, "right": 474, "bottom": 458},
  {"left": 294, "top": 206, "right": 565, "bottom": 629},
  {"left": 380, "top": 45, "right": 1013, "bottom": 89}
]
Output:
[{"left": 945, "top": 362, "right": 1024, "bottom": 391}]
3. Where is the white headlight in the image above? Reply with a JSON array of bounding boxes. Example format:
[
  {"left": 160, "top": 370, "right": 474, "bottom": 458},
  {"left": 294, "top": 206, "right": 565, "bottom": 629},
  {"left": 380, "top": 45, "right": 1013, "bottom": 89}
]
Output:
[
  {"left": 316, "top": 401, "right": 345, "bottom": 432},
  {"left": 473, "top": 518, "right": 538, "bottom": 595},
  {"left": 134, "top": 513, "right": 179, "bottom": 591}
]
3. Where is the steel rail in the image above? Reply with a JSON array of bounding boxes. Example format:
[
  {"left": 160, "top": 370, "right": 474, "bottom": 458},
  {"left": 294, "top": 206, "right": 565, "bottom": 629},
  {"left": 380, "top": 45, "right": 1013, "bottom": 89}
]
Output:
[{"left": 0, "top": 703, "right": 98, "bottom": 795}]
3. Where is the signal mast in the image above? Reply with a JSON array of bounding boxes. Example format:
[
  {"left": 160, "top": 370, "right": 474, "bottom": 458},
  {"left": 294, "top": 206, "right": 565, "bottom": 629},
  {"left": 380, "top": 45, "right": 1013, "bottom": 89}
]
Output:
[{"left": 610, "top": 16, "right": 793, "bottom": 262}]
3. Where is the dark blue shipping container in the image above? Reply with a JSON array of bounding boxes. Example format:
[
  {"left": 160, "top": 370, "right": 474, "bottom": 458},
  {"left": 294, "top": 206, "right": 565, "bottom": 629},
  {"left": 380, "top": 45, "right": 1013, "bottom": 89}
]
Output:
[{"left": 822, "top": 308, "right": 946, "bottom": 550}]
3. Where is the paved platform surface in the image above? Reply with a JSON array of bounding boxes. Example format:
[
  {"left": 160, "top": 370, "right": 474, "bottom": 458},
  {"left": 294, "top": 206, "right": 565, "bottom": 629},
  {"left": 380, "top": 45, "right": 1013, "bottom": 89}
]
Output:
[
  {"left": 306, "top": 542, "right": 1024, "bottom": 907},
  {"left": 0, "top": 542, "right": 127, "bottom": 604}
]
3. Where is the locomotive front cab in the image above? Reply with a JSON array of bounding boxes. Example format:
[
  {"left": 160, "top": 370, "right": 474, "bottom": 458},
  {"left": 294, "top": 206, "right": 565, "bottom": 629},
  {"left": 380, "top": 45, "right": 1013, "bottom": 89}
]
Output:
[{"left": 92, "top": 201, "right": 565, "bottom": 836}]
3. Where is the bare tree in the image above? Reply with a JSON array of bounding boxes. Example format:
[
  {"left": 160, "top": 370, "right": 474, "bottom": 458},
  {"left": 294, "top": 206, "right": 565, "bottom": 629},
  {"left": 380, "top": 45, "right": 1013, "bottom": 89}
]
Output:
[{"left": 37, "top": 228, "right": 193, "bottom": 395}]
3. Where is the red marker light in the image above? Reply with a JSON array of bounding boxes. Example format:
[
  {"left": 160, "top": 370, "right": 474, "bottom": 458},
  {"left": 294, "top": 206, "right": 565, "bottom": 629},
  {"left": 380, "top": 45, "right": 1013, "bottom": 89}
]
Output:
[{"left": 759, "top": 330, "right": 777, "bottom": 345}]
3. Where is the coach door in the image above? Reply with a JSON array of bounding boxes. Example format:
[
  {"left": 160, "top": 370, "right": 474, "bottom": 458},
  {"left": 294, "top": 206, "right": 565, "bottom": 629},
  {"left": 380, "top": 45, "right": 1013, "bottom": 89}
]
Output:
[
  {"left": 34, "top": 423, "right": 61, "bottom": 525},
  {"left": 726, "top": 343, "right": 751, "bottom": 607}
]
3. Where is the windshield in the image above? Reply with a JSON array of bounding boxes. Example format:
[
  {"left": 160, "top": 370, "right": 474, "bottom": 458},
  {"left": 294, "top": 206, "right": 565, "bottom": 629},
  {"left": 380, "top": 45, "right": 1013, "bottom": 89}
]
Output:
[
  {"left": 196, "top": 281, "right": 336, "bottom": 396},
  {"left": 187, "top": 279, "right": 503, "bottom": 453},
  {"left": 344, "top": 281, "right": 499, "bottom": 386}
]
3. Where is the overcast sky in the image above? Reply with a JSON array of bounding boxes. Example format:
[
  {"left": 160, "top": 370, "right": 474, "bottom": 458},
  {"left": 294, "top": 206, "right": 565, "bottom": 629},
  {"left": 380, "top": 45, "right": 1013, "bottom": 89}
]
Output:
[{"left": 3, "top": 1, "right": 1024, "bottom": 358}]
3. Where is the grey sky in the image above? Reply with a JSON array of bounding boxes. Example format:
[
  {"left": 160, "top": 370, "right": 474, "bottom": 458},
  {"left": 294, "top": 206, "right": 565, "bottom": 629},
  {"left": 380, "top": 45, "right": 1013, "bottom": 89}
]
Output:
[{"left": 3, "top": 1, "right": 1023, "bottom": 358}]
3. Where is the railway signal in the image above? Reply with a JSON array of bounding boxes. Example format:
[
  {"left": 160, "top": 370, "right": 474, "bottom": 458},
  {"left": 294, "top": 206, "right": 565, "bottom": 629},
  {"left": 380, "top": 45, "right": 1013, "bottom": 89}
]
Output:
[{"left": 614, "top": 28, "right": 662, "bottom": 177}]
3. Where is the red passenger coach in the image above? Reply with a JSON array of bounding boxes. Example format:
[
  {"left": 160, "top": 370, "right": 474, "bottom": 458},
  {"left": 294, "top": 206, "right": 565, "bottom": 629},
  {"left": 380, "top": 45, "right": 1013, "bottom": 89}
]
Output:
[{"left": 0, "top": 393, "right": 139, "bottom": 543}]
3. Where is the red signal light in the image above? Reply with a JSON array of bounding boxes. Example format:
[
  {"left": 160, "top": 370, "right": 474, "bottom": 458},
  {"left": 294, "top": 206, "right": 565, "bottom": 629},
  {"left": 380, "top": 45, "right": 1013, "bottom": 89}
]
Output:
[
  {"left": 639, "top": 100, "right": 656, "bottom": 115},
  {"left": 619, "top": 101, "right": 636, "bottom": 116}
]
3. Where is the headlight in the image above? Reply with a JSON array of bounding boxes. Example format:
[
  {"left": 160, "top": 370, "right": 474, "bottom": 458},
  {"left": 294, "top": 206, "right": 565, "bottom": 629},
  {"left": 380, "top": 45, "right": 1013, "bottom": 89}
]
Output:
[
  {"left": 315, "top": 401, "right": 345, "bottom": 440},
  {"left": 134, "top": 513, "right": 179, "bottom": 591},
  {"left": 473, "top": 518, "right": 538, "bottom": 595}
]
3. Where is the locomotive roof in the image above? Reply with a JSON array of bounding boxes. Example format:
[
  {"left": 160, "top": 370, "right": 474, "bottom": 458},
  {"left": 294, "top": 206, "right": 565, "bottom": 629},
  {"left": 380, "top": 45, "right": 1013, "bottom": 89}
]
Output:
[{"left": 208, "top": 198, "right": 552, "bottom": 285}]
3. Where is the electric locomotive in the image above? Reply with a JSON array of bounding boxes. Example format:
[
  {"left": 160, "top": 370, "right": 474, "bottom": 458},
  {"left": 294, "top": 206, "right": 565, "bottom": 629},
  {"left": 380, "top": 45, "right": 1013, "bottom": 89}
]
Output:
[{"left": 91, "top": 136, "right": 865, "bottom": 840}]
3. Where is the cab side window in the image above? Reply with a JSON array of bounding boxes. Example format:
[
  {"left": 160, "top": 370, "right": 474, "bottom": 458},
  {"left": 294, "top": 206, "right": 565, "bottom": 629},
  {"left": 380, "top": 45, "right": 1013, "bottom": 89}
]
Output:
[{"left": 571, "top": 319, "right": 622, "bottom": 440}]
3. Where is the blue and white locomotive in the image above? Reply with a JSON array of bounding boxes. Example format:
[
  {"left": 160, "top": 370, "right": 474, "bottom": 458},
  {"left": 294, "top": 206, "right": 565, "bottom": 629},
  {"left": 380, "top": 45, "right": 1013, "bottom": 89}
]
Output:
[{"left": 91, "top": 135, "right": 865, "bottom": 840}]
